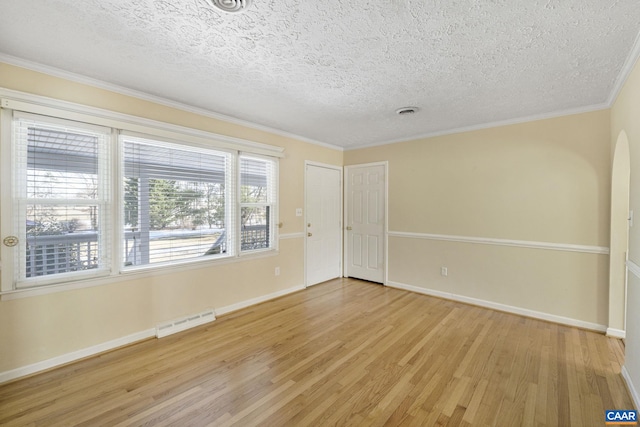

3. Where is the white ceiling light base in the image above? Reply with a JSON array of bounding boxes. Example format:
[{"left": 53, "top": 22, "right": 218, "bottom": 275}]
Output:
[{"left": 205, "top": 0, "right": 252, "bottom": 13}]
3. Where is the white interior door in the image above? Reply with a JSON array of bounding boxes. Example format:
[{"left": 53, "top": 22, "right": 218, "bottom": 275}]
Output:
[
  {"left": 305, "top": 163, "right": 342, "bottom": 286},
  {"left": 345, "top": 163, "right": 386, "bottom": 283}
]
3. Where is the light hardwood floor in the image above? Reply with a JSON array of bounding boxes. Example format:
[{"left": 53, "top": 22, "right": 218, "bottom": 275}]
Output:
[{"left": 0, "top": 278, "right": 634, "bottom": 426}]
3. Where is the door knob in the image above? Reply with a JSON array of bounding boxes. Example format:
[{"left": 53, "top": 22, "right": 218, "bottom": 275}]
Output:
[
  {"left": 346, "top": 226, "right": 352, "bottom": 231},
  {"left": 307, "top": 232, "right": 312, "bottom": 237}
]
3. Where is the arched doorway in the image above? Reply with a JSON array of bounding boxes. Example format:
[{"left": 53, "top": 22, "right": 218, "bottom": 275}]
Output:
[{"left": 608, "top": 130, "right": 630, "bottom": 338}]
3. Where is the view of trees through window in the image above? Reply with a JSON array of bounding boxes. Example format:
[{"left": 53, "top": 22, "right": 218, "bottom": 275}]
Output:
[
  {"left": 124, "top": 178, "right": 226, "bottom": 231},
  {"left": 15, "top": 118, "right": 277, "bottom": 285}
]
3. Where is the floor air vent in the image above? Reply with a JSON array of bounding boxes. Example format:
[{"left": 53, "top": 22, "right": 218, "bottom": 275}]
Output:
[{"left": 156, "top": 309, "right": 216, "bottom": 338}]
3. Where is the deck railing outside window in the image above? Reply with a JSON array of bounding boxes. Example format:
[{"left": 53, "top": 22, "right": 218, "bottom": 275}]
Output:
[{"left": 26, "top": 225, "right": 270, "bottom": 276}]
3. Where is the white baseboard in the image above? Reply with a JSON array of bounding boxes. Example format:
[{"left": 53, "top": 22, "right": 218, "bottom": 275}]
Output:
[
  {"left": 0, "top": 284, "right": 306, "bottom": 384},
  {"left": 0, "top": 328, "right": 156, "bottom": 385},
  {"left": 386, "top": 281, "right": 607, "bottom": 333},
  {"left": 216, "top": 285, "right": 305, "bottom": 316},
  {"left": 607, "top": 328, "right": 627, "bottom": 339},
  {"left": 622, "top": 366, "right": 640, "bottom": 410}
]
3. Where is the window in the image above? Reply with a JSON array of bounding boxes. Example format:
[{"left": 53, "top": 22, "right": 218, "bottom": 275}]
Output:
[
  {"left": 12, "top": 114, "right": 111, "bottom": 287},
  {"left": 2, "top": 103, "right": 280, "bottom": 293},
  {"left": 239, "top": 156, "right": 277, "bottom": 252},
  {"left": 122, "top": 135, "right": 233, "bottom": 267}
]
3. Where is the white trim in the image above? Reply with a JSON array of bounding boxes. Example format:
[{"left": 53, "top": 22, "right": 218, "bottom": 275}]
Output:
[
  {"left": 0, "top": 249, "right": 279, "bottom": 301},
  {"left": 4, "top": 43, "right": 640, "bottom": 153},
  {"left": 0, "top": 108, "right": 14, "bottom": 292},
  {"left": 627, "top": 259, "right": 640, "bottom": 279},
  {"left": 384, "top": 162, "right": 389, "bottom": 286},
  {"left": 279, "top": 232, "right": 305, "bottom": 240},
  {"left": 0, "top": 328, "right": 156, "bottom": 385},
  {"left": 608, "top": 29, "right": 640, "bottom": 106},
  {"left": 345, "top": 105, "right": 610, "bottom": 150},
  {"left": 606, "top": 328, "right": 626, "bottom": 339},
  {"left": 0, "top": 54, "right": 344, "bottom": 152},
  {"left": 386, "top": 280, "right": 607, "bottom": 333},
  {"left": 622, "top": 366, "right": 640, "bottom": 410},
  {"left": 388, "top": 231, "right": 609, "bottom": 255},
  {"left": 0, "top": 283, "right": 305, "bottom": 384},
  {"left": 215, "top": 284, "right": 305, "bottom": 316},
  {"left": 304, "top": 160, "right": 343, "bottom": 169},
  {"left": 0, "top": 88, "right": 285, "bottom": 158}
]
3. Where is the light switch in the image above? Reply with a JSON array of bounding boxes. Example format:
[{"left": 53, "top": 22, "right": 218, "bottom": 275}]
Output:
[{"left": 296, "top": 208, "right": 303, "bottom": 217}]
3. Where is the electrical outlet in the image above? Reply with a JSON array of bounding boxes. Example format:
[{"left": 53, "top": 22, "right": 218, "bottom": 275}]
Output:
[
  {"left": 275, "top": 267, "right": 280, "bottom": 276},
  {"left": 296, "top": 208, "right": 303, "bottom": 217},
  {"left": 441, "top": 266, "right": 448, "bottom": 277}
]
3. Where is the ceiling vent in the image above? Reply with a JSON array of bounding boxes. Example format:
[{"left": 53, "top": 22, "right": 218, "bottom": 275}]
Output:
[
  {"left": 396, "top": 107, "right": 419, "bottom": 115},
  {"left": 205, "top": 0, "right": 253, "bottom": 13}
]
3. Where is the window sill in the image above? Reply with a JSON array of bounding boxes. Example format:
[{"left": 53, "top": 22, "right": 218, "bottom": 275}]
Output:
[{"left": 0, "top": 249, "right": 279, "bottom": 301}]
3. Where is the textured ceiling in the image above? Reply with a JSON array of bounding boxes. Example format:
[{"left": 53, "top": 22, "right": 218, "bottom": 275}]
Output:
[{"left": 0, "top": 0, "right": 639, "bottom": 149}]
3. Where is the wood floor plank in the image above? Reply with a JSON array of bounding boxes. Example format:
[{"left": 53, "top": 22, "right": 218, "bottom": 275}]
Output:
[{"left": 0, "top": 278, "right": 635, "bottom": 426}]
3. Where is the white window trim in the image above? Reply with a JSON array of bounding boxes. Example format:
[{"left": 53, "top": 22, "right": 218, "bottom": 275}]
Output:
[
  {"left": 119, "top": 132, "right": 239, "bottom": 267},
  {"left": 238, "top": 153, "right": 280, "bottom": 255},
  {"left": 11, "top": 113, "right": 114, "bottom": 289},
  {"left": 0, "top": 89, "right": 285, "bottom": 158},
  {"left": 0, "top": 88, "right": 283, "bottom": 299},
  {"left": 0, "top": 249, "right": 280, "bottom": 301}
]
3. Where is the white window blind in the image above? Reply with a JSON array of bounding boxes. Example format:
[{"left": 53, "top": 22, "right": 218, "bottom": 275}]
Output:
[
  {"left": 239, "top": 155, "right": 277, "bottom": 252},
  {"left": 13, "top": 113, "right": 112, "bottom": 287},
  {"left": 2, "top": 94, "right": 282, "bottom": 293},
  {"left": 122, "top": 135, "right": 234, "bottom": 268}
]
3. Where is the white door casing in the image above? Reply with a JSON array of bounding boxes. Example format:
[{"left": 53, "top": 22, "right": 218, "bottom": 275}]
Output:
[
  {"left": 344, "top": 163, "right": 386, "bottom": 283},
  {"left": 305, "top": 162, "right": 342, "bottom": 287}
]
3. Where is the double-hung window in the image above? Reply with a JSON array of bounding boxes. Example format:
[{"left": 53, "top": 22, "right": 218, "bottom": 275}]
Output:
[
  {"left": 122, "top": 134, "right": 234, "bottom": 267},
  {"left": 2, "top": 104, "right": 280, "bottom": 293},
  {"left": 11, "top": 114, "right": 112, "bottom": 288},
  {"left": 239, "top": 155, "right": 277, "bottom": 253}
]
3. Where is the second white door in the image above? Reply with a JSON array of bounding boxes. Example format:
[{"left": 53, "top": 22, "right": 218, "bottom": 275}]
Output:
[
  {"left": 345, "top": 163, "right": 385, "bottom": 283},
  {"left": 305, "top": 163, "right": 342, "bottom": 286}
]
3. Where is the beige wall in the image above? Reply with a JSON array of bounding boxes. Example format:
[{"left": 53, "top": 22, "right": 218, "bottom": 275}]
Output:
[
  {"left": 611, "top": 56, "right": 640, "bottom": 405},
  {"left": 0, "top": 63, "right": 342, "bottom": 374},
  {"left": 0, "top": 59, "right": 625, "bottom": 388},
  {"left": 345, "top": 111, "right": 612, "bottom": 326}
]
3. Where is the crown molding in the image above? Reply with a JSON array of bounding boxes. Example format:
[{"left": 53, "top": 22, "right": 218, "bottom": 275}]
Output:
[
  {"left": 607, "top": 28, "right": 640, "bottom": 106},
  {"left": 0, "top": 54, "right": 344, "bottom": 152},
  {"left": 344, "top": 103, "right": 610, "bottom": 151},
  {"left": 4, "top": 24, "right": 640, "bottom": 154}
]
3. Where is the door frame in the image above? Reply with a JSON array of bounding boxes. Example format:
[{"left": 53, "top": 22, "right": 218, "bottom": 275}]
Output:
[
  {"left": 343, "top": 161, "right": 389, "bottom": 285},
  {"left": 608, "top": 130, "right": 630, "bottom": 338},
  {"left": 304, "top": 161, "right": 343, "bottom": 288}
]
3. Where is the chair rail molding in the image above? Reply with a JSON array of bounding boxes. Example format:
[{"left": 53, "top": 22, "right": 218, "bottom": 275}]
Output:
[{"left": 388, "top": 231, "right": 609, "bottom": 255}]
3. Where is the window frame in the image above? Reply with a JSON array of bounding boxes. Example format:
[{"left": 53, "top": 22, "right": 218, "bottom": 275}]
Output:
[
  {"left": 238, "top": 154, "right": 279, "bottom": 255},
  {"left": 11, "top": 113, "right": 114, "bottom": 288},
  {"left": 0, "top": 90, "right": 283, "bottom": 298},
  {"left": 119, "top": 132, "right": 237, "bottom": 270}
]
